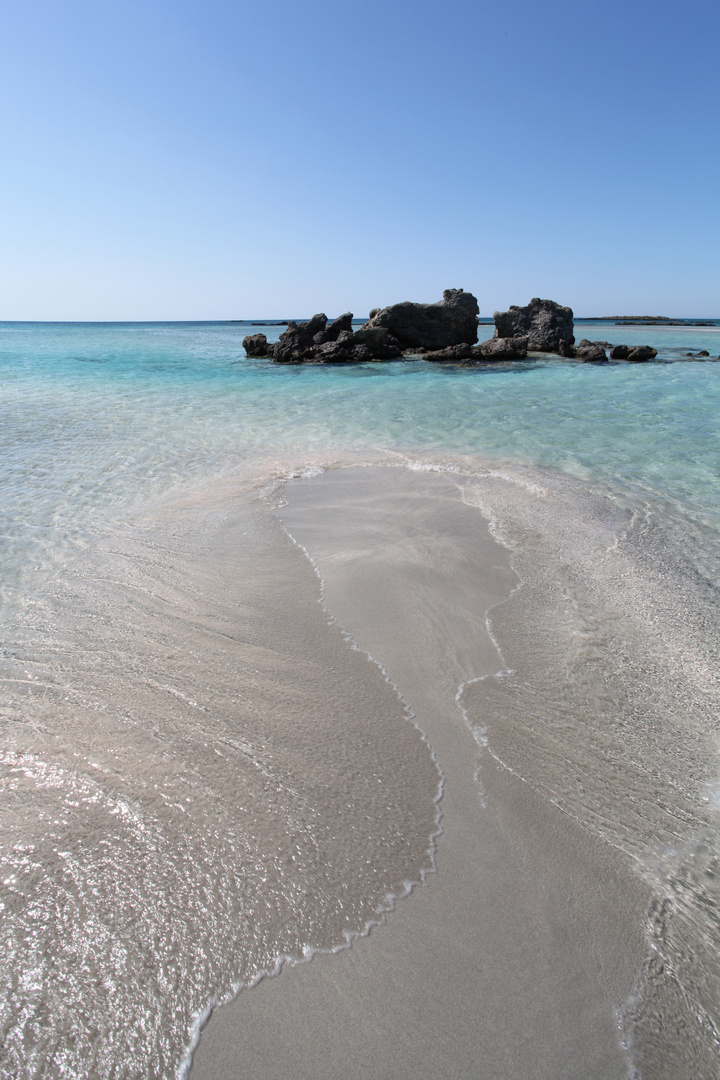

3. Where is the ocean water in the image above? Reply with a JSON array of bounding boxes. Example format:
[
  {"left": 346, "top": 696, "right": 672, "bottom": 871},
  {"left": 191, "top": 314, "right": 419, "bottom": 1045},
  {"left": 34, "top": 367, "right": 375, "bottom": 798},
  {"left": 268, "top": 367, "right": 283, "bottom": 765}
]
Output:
[{"left": 1, "top": 318, "right": 719, "bottom": 1078}]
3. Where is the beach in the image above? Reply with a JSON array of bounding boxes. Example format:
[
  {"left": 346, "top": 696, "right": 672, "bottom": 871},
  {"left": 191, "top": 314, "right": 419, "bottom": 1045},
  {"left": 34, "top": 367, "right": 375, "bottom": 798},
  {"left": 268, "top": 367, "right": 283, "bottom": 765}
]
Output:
[
  {"left": 191, "top": 466, "right": 650, "bottom": 1079},
  {"left": 1, "top": 321, "right": 720, "bottom": 1078}
]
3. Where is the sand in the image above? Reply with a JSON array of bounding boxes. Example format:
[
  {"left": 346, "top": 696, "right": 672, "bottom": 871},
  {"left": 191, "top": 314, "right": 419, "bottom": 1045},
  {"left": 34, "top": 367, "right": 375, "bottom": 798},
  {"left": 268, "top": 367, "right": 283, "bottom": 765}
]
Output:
[{"left": 189, "top": 467, "right": 650, "bottom": 1079}]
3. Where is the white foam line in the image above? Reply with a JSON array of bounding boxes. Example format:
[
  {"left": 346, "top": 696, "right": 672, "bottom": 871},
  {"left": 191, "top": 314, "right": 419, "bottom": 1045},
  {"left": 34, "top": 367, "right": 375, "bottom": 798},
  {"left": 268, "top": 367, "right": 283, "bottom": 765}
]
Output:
[{"left": 179, "top": 471, "right": 445, "bottom": 1080}]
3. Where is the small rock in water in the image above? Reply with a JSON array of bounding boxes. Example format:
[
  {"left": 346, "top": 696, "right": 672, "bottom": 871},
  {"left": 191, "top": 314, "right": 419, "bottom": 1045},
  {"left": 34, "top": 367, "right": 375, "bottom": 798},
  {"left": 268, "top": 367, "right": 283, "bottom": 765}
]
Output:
[{"left": 626, "top": 345, "right": 658, "bottom": 362}]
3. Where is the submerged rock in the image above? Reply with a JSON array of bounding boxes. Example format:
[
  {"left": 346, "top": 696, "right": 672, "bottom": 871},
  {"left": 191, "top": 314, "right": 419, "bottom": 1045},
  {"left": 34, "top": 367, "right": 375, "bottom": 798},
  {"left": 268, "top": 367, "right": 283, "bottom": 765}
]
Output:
[
  {"left": 361, "top": 289, "right": 480, "bottom": 351},
  {"left": 474, "top": 336, "right": 529, "bottom": 360},
  {"left": 493, "top": 297, "right": 574, "bottom": 354},
  {"left": 420, "top": 343, "right": 475, "bottom": 363},
  {"left": 626, "top": 345, "right": 658, "bottom": 362},
  {"left": 573, "top": 340, "right": 608, "bottom": 362}
]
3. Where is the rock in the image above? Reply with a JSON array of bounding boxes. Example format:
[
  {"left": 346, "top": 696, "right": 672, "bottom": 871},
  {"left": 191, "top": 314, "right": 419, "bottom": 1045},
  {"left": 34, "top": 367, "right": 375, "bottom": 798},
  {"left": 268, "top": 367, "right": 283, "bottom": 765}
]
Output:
[
  {"left": 313, "top": 340, "right": 373, "bottom": 363},
  {"left": 473, "top": 336, "right": 529, "bottom": 361},
  {"left": 699, "top": 350, "right": 710, "bottom": 357},
  {"left": 273, "top": 314, "right": 329, "bottom": 363},
  {"left": 242, "top": 333, "right": 268, "bottom": 357},
  {"left": 610, "top": 344, "right": 630, "bottom": 359},
  {"left": 626, "top": 346, "right": 658, "bottom": 362},
  {"left": 360, "top": 289, "right": 479, "bottom": 351},
  {"left": 422, "top": 343, "right": 475, "bottom": 362},
  {"left": 350, "top": 325, "right": 403, "bottom": 359},
  {"left": 493, "top": 297, "right": 574, "bottom": 353},
  {"left": 574, "top": 342, "right": 608, "bottom": 362},
  {"left": 326, "top": 312, "right": 354, "bottom": 339}
]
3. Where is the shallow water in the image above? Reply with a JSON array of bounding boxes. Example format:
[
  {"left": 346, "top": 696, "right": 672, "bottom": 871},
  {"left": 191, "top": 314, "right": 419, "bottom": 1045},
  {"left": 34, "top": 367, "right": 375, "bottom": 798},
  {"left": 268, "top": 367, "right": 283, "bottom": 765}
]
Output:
[{"left": 1, "top": 320, "right": 719, "bottom": 1077}]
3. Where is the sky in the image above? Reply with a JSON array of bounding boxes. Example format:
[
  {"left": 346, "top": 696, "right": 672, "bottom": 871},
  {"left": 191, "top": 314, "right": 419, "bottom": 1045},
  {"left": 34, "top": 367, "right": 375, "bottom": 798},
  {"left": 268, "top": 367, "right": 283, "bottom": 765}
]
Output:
[{"left": 0, "top": 0, "right": 718, "bottom": 319}]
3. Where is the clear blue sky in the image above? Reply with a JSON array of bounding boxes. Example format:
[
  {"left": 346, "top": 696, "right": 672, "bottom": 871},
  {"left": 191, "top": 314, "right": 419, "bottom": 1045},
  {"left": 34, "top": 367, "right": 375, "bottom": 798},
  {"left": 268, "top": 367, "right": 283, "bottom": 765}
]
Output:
[{"left": 1, "top": 0, "right": 718, "bottom": 319}]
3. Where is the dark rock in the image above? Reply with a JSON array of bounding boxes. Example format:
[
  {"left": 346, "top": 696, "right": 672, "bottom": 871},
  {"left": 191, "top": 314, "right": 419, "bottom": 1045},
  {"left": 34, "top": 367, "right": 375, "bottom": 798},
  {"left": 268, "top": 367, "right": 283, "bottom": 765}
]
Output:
[
  {"left": 242, "top": 333, "right": 268, "bottom": 357},
  {"left": 473, "top": 336, "right": 529, "bottom": 361},
  {"left": 312, "top": 340, "right": 374, "bottom": 363},
  {"left": 273, "top": 314, "right": 328, "bottom": 363},
  {"left": 350, "top": 325, "right": 403, "bottom": 359},
  {"left": 494, "top": 297, "right": 574, "bottom": 353},
  {"left": 574, "top": 343, "right": 608, "bottom": 362},
  {"left": 422, "top": 343, "right": 475, "bottom": 362},
  {"left": 610, "top": 344, "right": 630, "bottom": 359},
  {"left": 626, "top": 345, "right": 658, "bottom": 362},
  {"left": 699, "top": 350, "right": 710, "bottom": 357},
  {"left": 361, "top": 289, "right": 479, "bottom": 351},
  {"left": 326, "top": 312, "right": 354, "bottom": 339}
]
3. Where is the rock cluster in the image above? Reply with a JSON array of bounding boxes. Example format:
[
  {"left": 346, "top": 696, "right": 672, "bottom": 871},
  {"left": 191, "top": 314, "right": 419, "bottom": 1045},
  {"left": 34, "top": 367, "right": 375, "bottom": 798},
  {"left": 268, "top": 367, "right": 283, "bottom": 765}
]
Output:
[
  {"left": 242, "top": 291, "right": 665, "bottom": 366},
  {"left": 243, "top": 290, "right": 479, "bottom": 363},
  {"left": 493, "top": 297, "right": 575, "bottom": 354}
]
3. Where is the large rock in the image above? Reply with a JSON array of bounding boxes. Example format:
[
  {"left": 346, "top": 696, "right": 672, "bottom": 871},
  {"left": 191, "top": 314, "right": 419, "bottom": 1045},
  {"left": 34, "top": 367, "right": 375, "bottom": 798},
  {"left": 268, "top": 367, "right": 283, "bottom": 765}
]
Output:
[
  {"left": 361, "top": 289, "right": 479, "bottom": 351},
  {"left": 493, "top": 297, "right": 574, "bottom": 353},
  {"left": 242, "top": 333, "right": 268, "bottom": 357}
]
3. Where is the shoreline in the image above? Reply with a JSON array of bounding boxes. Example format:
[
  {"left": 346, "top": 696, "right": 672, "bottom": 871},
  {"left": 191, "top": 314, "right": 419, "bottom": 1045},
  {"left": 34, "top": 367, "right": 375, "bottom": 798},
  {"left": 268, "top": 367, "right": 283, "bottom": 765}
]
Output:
[{"left": 189, "top": 467, "right": 652, "bottom": 1079}]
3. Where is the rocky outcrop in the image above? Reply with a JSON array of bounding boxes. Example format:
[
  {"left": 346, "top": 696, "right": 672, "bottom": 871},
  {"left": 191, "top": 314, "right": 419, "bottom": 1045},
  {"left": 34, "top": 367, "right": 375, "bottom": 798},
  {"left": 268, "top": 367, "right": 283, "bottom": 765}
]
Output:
[
  {"left": 493, "top": 297, "right": 574, "bottom": 354},
  {"left": 243, "top": 294, "right": 670, "bottom": 368},
  {"left": 271, "top": 314, "right": 329, "bottom": 363},
  {"left": 242, "top": 333, "right": 268, "bottom": 357},
  {"left": 362, "top": 289, "right": 479, "bottom": 351},
  {"left": 244, "top": 291, "right": 479, "bottom": 363},
  {"left": 253, "top": 313, "right": 403, "bottom": 363}
]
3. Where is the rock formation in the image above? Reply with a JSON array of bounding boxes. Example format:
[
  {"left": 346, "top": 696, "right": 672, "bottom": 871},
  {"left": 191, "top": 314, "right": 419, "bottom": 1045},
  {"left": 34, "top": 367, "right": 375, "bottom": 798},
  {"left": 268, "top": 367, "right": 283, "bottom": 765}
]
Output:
[
  {"left": 493, "top": 297, "right": 574, "bottom": 354},
  {"left": 242, "top": 332, "right": 268, "bottom": 357},
  {"left": 362, "top": 289, "right": 479, "bottom": 351},
  {"left": 241, "top": 292, "right": 669, "bottom": 367},
  {"left": 242, "top": 291, "right": 479, "bottom": 362}
]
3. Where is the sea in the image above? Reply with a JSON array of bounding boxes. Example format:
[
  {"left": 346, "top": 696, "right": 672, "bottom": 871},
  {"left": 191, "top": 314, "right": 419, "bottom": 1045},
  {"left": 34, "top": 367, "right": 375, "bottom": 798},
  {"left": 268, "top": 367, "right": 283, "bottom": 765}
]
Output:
[{"left": 1, "top": 317, "right": 719, "bottom": 1079}]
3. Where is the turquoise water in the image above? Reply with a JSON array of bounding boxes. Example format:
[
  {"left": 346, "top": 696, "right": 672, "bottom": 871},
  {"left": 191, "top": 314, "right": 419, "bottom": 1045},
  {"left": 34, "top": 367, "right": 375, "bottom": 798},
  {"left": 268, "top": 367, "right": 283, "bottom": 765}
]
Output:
[
  {"left": 1, "top": 319, "right": 719, "bottom": 605},
  {"left": 1, "top": 318, "right": 720, "bottom": 1079}
]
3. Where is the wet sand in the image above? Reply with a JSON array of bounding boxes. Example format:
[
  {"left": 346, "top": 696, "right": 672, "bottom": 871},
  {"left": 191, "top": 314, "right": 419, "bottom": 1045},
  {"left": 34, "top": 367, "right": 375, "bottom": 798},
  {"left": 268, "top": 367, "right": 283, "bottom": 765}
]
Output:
[{"left": 190, "top": 467, "right": 650, "bottom": 1079}]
